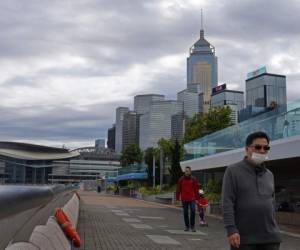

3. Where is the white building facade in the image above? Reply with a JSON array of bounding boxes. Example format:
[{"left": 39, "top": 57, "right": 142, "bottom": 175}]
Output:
[
  {"left": 139, "top": 100, "right": 183, "bottom": 150},
  {"left": 177, "top": 89, "right": 199, "bottom": 119}
]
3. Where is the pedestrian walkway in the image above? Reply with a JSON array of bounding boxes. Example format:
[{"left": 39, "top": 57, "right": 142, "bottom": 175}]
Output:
[{"left": 77, "top": 192, "right": 300, "bottom": 250}]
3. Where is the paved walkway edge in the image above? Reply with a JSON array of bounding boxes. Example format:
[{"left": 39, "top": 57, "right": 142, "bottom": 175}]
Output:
[{"left": 104, "top": 194, "right": 300, "bottom": 239}]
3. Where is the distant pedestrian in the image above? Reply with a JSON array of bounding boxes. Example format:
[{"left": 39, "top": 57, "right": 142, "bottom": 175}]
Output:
[
  {"left": 221, "top": 131, "right": 281, "bottom": 250},
  {"left": 176, "top": 166, "right": 199, "bottom": 232},
  {"left": 114, "top": 184, "right": 119, "bottom": 195}
]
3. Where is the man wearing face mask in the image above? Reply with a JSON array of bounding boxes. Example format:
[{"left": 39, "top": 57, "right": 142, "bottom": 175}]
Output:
[
  {"left": 221, "top": 131, "right": 281, "bottom": 250},
  {"left": 176, "top": 166, "right": 199, "bottom": 232}
]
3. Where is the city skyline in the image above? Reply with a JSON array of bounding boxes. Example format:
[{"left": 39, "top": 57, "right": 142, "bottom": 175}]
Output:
[{"left": 0, "top": 0, "right": 299, "bottom": 148}]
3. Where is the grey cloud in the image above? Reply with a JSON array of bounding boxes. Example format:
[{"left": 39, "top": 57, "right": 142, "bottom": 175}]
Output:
[
  {"left": 1, "top": 76, "right": 39, "bottom": 87},
  {"left": 0, "top": 100, "right": 130, "bottom": 142},
  {"left": 0, "top": 0, "right": 299, "bottom": 147}
]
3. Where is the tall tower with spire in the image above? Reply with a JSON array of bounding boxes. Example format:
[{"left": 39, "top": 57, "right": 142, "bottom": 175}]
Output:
[{"left": 187, "top": 10, "right": 218, "bottom": 113}]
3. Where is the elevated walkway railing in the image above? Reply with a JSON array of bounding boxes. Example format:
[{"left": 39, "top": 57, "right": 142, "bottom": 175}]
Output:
[{"left": 184, "top": 100, "right": 300, "bottom": 160}]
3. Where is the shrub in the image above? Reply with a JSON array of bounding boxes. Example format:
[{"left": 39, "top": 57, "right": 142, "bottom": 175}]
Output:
[
  {"left": 205, "top": 178, "right": 222, "bottom": 203},
  {"left": 138, "top": 187, "right": 148, "bottom": 195},
  {"left": 106, "top": 184, "right": 115, "bottom": 191},
  {"left": 205, "top": 192, "right": 221, "bottom": 203},
  {"left": 137, "top": 186, "right": 162, "bottom": 195}
]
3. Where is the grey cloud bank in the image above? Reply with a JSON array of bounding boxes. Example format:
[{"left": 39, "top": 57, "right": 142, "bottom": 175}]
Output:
[{"left": 0, "top": 0, "right": 299, "bottom": 148}]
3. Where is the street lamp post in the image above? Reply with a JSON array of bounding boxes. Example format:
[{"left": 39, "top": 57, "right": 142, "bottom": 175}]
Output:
[
  {"left": 160, "top": 149, "right": 164, "bottom": 190},
  {"left": 152, "top": 154, "right": 155, "bottom": 189}
]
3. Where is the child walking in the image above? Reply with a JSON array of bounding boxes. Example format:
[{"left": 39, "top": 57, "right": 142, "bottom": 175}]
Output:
[{"left": 196, "top": 189, "right": 209, "bottom": 226}]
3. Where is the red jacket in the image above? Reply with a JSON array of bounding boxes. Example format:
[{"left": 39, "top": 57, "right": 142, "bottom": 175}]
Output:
[{"left": 176, "top": 176, "right": 199, "bottom": 201}]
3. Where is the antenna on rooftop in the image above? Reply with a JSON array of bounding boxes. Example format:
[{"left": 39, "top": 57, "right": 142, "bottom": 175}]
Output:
[{"left": 201, "top": 8, "right": 203, "bottom": 30}]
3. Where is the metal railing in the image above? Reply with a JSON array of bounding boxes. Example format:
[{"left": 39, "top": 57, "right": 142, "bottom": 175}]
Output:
[{"left": 184, "top": 99, "right": 300, "bottom": 160}]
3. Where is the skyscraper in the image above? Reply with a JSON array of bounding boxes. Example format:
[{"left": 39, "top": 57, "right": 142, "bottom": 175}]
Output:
[
  {"left": 134, "top": 94, "right": 165, "bottom": 115},
  {"left": 139, "top": 100, "right": 183, "bottom": 150},
  {"left": 122, "top": 111, "right": 139, "bottom": 149},
  {"left": 115, "top": 107, "right": 129, "bottom": 153},
  {"left": 107, "top": 125, "right": 116, "bottom": 150},
  {"left": 177, "top": 89, "right": 199, "bottom": 119},
  {"left": 186, "top": 15, "right": 218, "bottom": 113},
  {"left": 171, "top": 112, "right": 186, "bottom": 142}
]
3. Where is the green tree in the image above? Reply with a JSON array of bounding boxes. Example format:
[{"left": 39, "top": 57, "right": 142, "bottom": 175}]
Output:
[
  {"left": 184, "top": 106, "right": 233, "bottom": 143},
  {"left": 205, "top": 178, "right": 223, "bottom": 203},
  {"left": 169, "top": 139, "right": 184, "bottom": 185},
  {"left": 184, "top": 113, "right": 206, "bottom": 143},
  {"left": 120, "top": 144, "right": 143, "bottom": 167},
  {"left": 157, "top": 138, "right": 172, "bottom": 158},
  {"left": 204, "top": 106, "right": 233, "bottom": 135}
]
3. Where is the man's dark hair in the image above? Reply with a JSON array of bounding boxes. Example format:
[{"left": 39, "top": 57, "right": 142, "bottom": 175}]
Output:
[
  {"left": 185, "top": 166, "right": 191, "bottom": 170},
  {"left": 246, "top": 131, "right": 270, "bottom": 146}
]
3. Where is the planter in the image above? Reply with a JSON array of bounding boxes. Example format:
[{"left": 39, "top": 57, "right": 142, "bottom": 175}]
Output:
[{"left": 275, "top": 212, "right": 300, "bottom": 227}]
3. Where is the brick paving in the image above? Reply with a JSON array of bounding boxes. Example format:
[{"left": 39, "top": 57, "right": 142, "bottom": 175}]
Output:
[{"left": 77, "top": 192, "right": 300, "bottom": 250}]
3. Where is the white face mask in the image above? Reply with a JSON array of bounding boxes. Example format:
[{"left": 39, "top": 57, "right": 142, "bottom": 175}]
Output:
[{"left": 251, "top": 152, "right": 268, "bottom": 165}]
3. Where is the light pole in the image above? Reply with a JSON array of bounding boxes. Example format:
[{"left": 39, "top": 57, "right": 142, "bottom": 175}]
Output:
[
  {"left": 159, "top": 149, "right": 164, "bottom": 190},
  {"left": 152, "top": 154, "right": 155, "bottom": 189}
]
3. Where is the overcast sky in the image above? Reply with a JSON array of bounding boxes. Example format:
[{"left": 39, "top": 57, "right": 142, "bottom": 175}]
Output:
[{"left": 0, "top": 0, "right": 299, "bottom": 149}]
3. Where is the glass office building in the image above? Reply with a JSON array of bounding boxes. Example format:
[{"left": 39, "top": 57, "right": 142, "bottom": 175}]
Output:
[
  {"left": 115, "top": 107, "right": 129, "bottom": 153},
  {"left": 246, "top": 72, "right": 286, "bottom": 109},
  {"left": 210, "top": 84, "right": 244, "bottom": 124},
  {"left": 122, "top": 111, "right": 140, "bottom": 149}
]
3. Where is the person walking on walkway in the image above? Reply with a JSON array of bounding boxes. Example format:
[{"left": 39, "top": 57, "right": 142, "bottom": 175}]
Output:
[
  {"left": 222, "top": 131, "right": 281, "bottom": 250},
  {"left": 196, "top": 189, "right": 209, "bottom": 227},
  {"left": 176, "top": 166, "right": 199, "bottom": 232}
]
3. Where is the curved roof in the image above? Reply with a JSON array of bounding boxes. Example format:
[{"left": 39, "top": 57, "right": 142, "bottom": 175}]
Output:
[
  {"left": 71, "top": 146, "right": 95, "bottom": 153},
  {"left": 0, "top": 141, "right": 79, "bottom": 160}
]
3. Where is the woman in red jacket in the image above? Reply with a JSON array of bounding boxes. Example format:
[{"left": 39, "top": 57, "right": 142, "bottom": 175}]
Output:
[{"left": 176, "top": 166, "right": 199, "bottom": 232}]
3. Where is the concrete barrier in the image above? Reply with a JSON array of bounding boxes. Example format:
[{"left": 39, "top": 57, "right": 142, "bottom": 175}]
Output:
[
  {"left": 62, "top": 194, "right": 79, "bottom": 229},
  {"left": 29, "top": 223, "right": 72, "bottom": 250},
  {"left": 5, "top": 192, "right": 80, "bottom": 250},
  {"left": 46, "top": 217, "right": 71, "bottom": 250},
  {"left": 5, "top": 242, "right": 39, "bottom": 250},
  {"left": 28, "top": 226, "right": 57, "bottom": 250}
]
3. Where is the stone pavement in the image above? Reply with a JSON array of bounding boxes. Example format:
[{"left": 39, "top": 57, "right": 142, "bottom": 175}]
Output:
[{"left": 77, "top": 192, "right": 300, "bottom": 250}]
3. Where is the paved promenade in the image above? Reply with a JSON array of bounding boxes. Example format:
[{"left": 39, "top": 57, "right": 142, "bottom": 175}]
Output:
[{"left": 77, "top": 192, "right": 300, "bottom": 250}]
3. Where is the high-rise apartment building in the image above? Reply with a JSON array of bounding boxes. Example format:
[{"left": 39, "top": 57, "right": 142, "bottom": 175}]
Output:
[
  {"left": 107, "top": 124, "right": 116, "bottom": 150},
  {"left": 187, "top": 25, "right": 218, "bottom": 113},
  {"left": 139, "top": 100, "right": 183, "bottom": 150},
  {"left": 122, "top": 111, "right": 139, "bottom": 149},
  {"left": 115, "top": 107, "right": 129, "bottom": 153}
]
